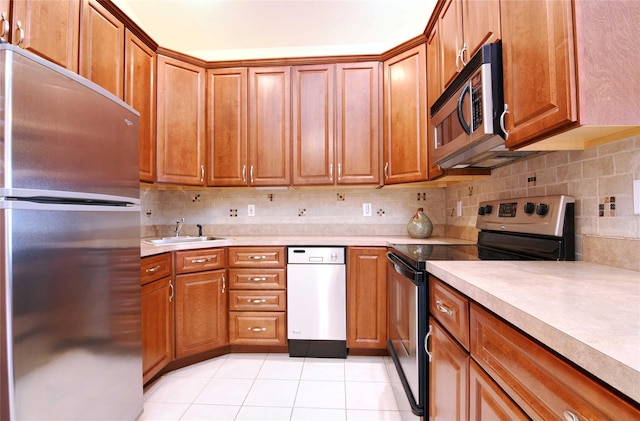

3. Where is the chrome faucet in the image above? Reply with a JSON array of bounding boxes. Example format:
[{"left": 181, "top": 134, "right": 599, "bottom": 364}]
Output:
[{"left": 175, "top": 218, "right": 184, "bottom": 237}]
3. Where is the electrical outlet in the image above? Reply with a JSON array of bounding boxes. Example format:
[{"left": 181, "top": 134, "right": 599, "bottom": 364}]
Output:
[
  {"left": 363, "top": 203, "right": 372, "bottom": 216},
  {"left": 634, "top": 180, "right": 640, "bottom": 215},
  {"left": 248, "top": 204, "right": 255, "bottom": 217}
]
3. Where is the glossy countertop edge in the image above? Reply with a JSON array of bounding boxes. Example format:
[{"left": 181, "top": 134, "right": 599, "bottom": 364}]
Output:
[
  {"left": 426, "top": 260, "right": 640, "bottom": 404},
  {"left": 140, "top": 235, "right": 475, "bottom": 257}
]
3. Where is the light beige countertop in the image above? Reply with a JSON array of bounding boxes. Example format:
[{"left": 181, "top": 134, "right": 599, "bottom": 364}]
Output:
[
  {"left": 140, "top": 235, "right": 475, "bottom": 257},
  {"left": 427, "top": 260, "right": 640, "bottom": 404}
]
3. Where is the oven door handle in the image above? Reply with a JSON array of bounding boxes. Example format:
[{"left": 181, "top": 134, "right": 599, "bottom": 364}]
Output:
[{"left": 386, "top": 252, "right": 423, "bottom": 285}]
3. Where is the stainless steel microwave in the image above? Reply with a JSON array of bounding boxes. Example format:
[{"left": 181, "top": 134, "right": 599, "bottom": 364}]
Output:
[{"left": 430, "top": 42, "right": 507, "bottom": 169}]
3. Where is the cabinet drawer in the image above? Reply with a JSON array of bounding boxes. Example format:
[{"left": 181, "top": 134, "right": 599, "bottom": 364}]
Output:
[
  {"left": 228, "top": 268, "right": 286, "bottom": 289},
  {"left": 229, "top": 290, "right": 286, "bottom": 311},
  {"left": 229, "top": 312, "right": 286, "bottom": 346},
  {"left": 470, "top": 303, "right": 640, "bottom": 421},
  {"left": 141, "top": 253, "right": 172, "bottom": 285},
  {"left": 228, "top": 247, "right": 286, "bottom": 268},
  {"left": 429, "top": 275, "right": 469, "bottom": 350},
  {"left": 175, "top": 248, "right": 225, "bottom": 273}
]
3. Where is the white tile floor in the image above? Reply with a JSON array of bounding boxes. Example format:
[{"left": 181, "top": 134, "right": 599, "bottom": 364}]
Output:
[{"left": 141, "top": 353, "right": 409, "bottom": 421}]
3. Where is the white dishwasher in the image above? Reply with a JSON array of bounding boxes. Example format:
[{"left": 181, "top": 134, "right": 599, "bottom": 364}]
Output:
[{"left": 287, "top": 246, "right": 347, "bottom": 358}]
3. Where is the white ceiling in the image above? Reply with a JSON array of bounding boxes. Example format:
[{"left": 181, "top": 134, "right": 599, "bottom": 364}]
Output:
[{"left": 112, "top": 0, "right": 436, "bottom": 61}]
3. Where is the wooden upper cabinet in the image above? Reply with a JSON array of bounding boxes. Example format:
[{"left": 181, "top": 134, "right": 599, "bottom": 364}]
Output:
[
  {"left": 292, "top": 64, "right": 335, "bottom": 186},
  {"left": 504, "top": 0, "right": 640, "bottom": 150},
  {"left": 80, "top": 0, "right": 124, "bottom": 98},
  {"left": 10, "top": 0, "right": 80, "bottom": 71},
  {"left": 206, "top": 68, "right": 248, "bottom": 187},
  {"left": 500, "top": 0, "right": 576, "bottom": 149},
  {"left": 383, "top": 44, "right": 428, "bottom": 185},
  {"left": 426, "top": 24, "right": 445, "bottom": 180},
  {"left": 336, "top": 62, "right": 381, "bottom": 185},
  {"left": 125, "top": 29, "right": 157, "bottom": 183},
  {"left": 156, "top": 56, "right": 206, "bottom": 185},
  {"left": 292, "top": 62, "right": 381, "bottom": 186},
  {"left": 437, "top": 0, "right": 501, "bottom": 91},
  {"left": 248, "top": 66, "right": 291, "bottom": 187}
]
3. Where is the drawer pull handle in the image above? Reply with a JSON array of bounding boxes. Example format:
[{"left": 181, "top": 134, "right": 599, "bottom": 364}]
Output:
[
  {"left": 563, "top": 410, "right": 579, "bottom": 421},
  {"left": 191, "top": 258, "right": 212, "bottom": 263},
  {"left": 248, "top": 327, "right": 267, "bottom": 332},
  {"left": 436, "top": 299, "right": 454, "bottom": 317},
  {"left": 145, "top": 265, "right": 161, "bottom": 273},
  {"left": 247, "top": 299, "right": 267, "bottom": 304},
  {"left": 249, "top": 277, "right": 267, "bottom": 282},
  {"left": 248, "top": 255, "right": 267, "bottom": 260}
]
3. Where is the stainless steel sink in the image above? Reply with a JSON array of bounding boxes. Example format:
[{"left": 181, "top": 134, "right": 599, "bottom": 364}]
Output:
[{"left": 143, "top": 236, "right": 228, "bottom": 245}]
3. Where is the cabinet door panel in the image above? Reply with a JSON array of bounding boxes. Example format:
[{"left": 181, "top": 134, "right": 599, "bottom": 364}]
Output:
[
  {"left": 336, "top": 62, "right": 381, "bottom": 185},
  {"left": 125, "top": 30, "right": 156, "bottom": 183},
  {"left": 12, "top": 0, "right": 80, "bottom": 71},
  {"left": 501, "top": 0, "right": 577, "bottom": 148},
  {"left": 80, "top": 0, "right": 124, "bottom": 98},
  {"left": 346, "top": 247, "right": 386, "bottom": 349},
  {"left": 469, "top": 360, "right": 528, "bottom": 421},
  {"left": 462, "top": 0, "right": 501, "bottom": 61},
  {"left": 438, "top": 0, "right": 463, "bottom": 89},
  {"left": 383, "top": 45, "right": 428, "bottom": 184},
  {"left": 157, "top": 56, "right": 206, "bottom": 185},
  {"left": 429, "top": 318, "right": 469, "bottom": 421},
  {"left": 141, "top": 277, "right": 173, "bottom": 383},
  {"left": 207, "top": 68, "right": 248, "bottom": 186},
  {"left": 248, "top": 67, "right": 291, "bottom": 186},
  {"left": 175, "top": 270, "right": 227, "bottom": 358},
  {"left": 292, "top": 64, "right": 334, "bottom": 186}
]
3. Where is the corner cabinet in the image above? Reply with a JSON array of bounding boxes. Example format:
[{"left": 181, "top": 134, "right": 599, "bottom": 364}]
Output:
[
  {"left": 157, "top": 56, "right": 206, "bottom": 185},
  {"left": 247, "top": 67, "right": 291, "bottom": 187},
  {"left": 9, "top": 0, "right": 80, "bottom": 71},
  {"left": 125, "top": 29, "right": 157, "bottom": 183},
  {"left": 383, "top": 44, "right": 428, "bottom": 184},
  {"left": 174, "top": 248, "right": 228, "bottom": 358},
  {"left": 346, "top": 247, "right": 386, "bottom": 351}
]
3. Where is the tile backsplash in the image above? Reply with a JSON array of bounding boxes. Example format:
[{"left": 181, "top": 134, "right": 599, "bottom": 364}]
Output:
[
  {"left": 141, "top": 134, "right": 640, "bottom": 270},
  {"left": 141, "top": 186, "right": 447, "bottom": 238}
]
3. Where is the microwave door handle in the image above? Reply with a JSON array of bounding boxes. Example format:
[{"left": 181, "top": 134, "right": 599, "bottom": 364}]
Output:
[{"left": 457, "top": 83, "right": 472, "bottom": 134}]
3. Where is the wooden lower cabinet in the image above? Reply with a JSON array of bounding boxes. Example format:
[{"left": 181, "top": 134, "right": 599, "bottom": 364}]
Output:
[
  {"left": 228, "top": 247, "right": 287, "bottom": 347},
  {"left": 174, "top": 269, "right": 228, "bottom": 358},
  {"left": 470, "top": 303, "right": 640, "bottom": 420},
  {"left": 469, "top": 360, "right": 528, "bottom": 421},
  {"left": 141, "top": 253, "right": 174, "bottom": 383},
  {"left": 141, "top": 276, "right": 173, "bottom": 383},
  {"left": 346, "top": 247, "right": 386, "bottom": 350},
  {"left": 229, "top": 311, "right": 286, "bottom": 346},
  {"left": 429, "top": 318, "right": 469, "bottom": 421}
]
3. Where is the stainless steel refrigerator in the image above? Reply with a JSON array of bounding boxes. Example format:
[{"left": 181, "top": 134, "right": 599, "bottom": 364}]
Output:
[{"left": 0, "top": 45, "right": 143, "bottom": 420}]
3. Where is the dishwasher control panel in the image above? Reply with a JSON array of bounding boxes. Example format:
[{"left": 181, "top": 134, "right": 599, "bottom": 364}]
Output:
[{"left": 287, "top": 247, "right": 345, "bottom": 264}]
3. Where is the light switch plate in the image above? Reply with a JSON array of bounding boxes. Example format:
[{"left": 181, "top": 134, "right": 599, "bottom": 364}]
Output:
[
  {"left": 248, "top": 204, "right": 255, "bottom": 217},
  {"left": 634, "top": 180, "right": 640, "bottom": 215},
  {"left": 363, "top": 203, "right": 372, "bottom": 216}
]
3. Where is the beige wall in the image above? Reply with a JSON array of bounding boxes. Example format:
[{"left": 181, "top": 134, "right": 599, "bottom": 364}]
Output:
[{"left": 141, "top": 134, "right": 640, "bottom": 270}]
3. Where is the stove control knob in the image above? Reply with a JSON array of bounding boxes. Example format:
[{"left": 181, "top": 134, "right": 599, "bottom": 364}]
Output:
[
  {"left": 478, "top": 206, "right": 485, "bottom": 215},
  {"left": 536, "top": 203, "right": 549, "bottom": 216},
  {"left": 524, "top": 202, "right": 535, "bottom": 214},
  {"left": 483, "top": 205, "right": 493, "bottom": 215}
]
